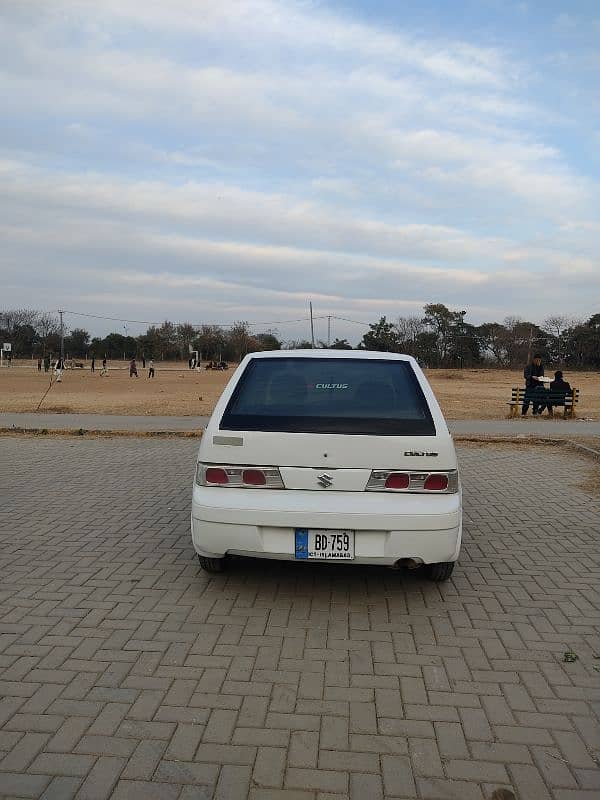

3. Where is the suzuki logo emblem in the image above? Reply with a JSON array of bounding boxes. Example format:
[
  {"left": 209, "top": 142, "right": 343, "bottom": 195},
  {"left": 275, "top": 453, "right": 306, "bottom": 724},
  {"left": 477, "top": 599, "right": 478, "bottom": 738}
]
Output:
[{"left": 317, "top": 472, "right": 333, "bottom": 488}]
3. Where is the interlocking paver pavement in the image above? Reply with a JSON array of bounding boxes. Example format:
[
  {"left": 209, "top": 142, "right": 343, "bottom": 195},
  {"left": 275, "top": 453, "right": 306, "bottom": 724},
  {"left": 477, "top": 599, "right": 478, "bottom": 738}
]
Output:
[{"left": 0, "top": 437, "right": 599, "bottom": 799}]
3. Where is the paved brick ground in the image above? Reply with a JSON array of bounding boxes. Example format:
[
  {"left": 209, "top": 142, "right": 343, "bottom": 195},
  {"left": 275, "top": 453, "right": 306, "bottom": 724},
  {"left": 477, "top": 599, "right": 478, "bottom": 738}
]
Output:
[{"left": 0, "top": 438, "right": 599, "bottom": 800}]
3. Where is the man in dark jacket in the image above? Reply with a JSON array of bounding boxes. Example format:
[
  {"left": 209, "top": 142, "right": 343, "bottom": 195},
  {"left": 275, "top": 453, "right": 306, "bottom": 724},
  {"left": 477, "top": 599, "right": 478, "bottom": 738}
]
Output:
[
  {"left": 522, "top": 353, "right": 545, "bottom": 416},
  {"left": 547, "top": 370, "right": 572, "bottom": 416}
]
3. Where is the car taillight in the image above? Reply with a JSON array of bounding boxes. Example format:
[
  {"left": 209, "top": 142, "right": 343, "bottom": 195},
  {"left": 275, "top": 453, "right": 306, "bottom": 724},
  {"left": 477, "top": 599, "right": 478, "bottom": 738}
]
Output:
[
  {"left": 205, "top": 467, "right": 229, "bottom": 484},
  {"left": 366, "top": 470, "right": 458, "bottom": 493},
  {"left": 423, "top": 473, "right": 448, "bottom": 491},
  {"left": 242, "top": 469, "right": 266, "bottom": 486},
  {"left": 196, "top": 463, "right": 284, "bottom": 489},
  {"left": 384, "top": 472, "right": 410, "bottom": 489}
]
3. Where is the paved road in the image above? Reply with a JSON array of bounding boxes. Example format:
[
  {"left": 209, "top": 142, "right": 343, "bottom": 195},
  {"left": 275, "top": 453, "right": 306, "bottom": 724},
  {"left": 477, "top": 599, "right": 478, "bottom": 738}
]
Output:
[
  {"left": 1, "top": 411, "right": 599, "bottom": 438},
  {"left": 1, "top": 438, "right": 599, "bottom": 799}
]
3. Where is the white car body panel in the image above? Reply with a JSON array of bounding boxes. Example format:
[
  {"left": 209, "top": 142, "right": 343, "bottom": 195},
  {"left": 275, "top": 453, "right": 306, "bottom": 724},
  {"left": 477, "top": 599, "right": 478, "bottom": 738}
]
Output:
[{"left": 191, "top": 350, "right": 462, "bottom": 568}]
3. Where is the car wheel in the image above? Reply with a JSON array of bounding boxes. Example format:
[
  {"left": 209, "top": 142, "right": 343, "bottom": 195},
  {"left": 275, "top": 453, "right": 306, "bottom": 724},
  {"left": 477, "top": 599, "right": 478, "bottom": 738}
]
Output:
[
  {"left": 427, "top": 561, "right": 455, "bottom": 582},
  {"left": 198, "top": 555, "right": 226, "bottom": 573}
]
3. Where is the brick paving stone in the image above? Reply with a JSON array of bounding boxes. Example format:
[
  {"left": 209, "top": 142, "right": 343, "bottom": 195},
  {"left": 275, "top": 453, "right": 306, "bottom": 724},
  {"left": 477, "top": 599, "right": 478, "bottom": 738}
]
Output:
[
  {"left": 29, "top": 753, "right": 96, "bottom": 777},
  {"left": 252, "top": 745, "right": 287, "bottom": 788},
  {"left": 0, "top": 732, "right": 50, "bottom": 771},
  {"left": 381, "top": 754, "right": 417, "bottom": 797},
  {"left": 318, "top": 749, "right": 379, "bottom": 773},
  {"left": 434, "top": 721, "right": 469, "bottom": 759},
  {"left": 111, "top": 780, "right": 181, "bottom": 800},
  {"left": 286, "top": 767, "right": 348, "bottom": 794},
  {"left": 289, "top": 731, "right": 319, "bottom": 768},
  {"left": 418, "top": 777, "right": 484, "bottom": 800},
  {"left": 248, "top": 790, "right": 314, "bottom": 800},
  {"left": 153, "top": 760, "right": 219, "bottom": 785},
  {"left": 509, "top": 763, "right": 553, "bottom": 800},
  {"left": 445, "top": 758, "right": 510, "bottom": 783},
  {"left": 350, "top": 772, "right": 383, "bottom": 800},
  {"left": 1, "top": 438, "right": 599, "bottom": 800},
  {"left": 214, "top": 764, "right": 252, "bottom": 800},
  {"left": 73, "top": 756, "right": 126, "bottom": 800},
  {"left": 120, "top": 739, "right": 166, "bottom": 780},
  {"left": 44, "top": 718, "right": 93, "bottom": 753},
  {"left": 39, "top": 776, "right": 82, "bottom": 800},
  {"left": 0, "top": 773, "right": 51, "bottom": 798},
  {"left": 409, "top": 737, "right": 444, "bottom": 778}
]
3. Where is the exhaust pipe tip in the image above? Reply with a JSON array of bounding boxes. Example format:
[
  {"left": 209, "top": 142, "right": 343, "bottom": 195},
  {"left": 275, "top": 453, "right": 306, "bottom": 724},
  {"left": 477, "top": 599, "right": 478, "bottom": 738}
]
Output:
[{"left": 393, "top": 557, "right": 424, "bottom": 571}]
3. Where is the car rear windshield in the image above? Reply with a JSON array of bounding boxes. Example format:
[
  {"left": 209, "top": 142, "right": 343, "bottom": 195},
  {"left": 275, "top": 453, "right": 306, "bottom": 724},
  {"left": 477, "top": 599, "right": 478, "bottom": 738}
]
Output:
[{"left": 220, "top": 357, "right": 436, "bottom": 435}]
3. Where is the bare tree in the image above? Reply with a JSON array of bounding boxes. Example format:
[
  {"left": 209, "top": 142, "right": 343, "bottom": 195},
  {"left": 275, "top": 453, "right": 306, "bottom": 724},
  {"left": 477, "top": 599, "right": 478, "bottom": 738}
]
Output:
[
  {"left": 0, "top": 308, "right": 38, "bottom": 332},
  {"left": 542, "top": 315, "right": 571, "bottom": 365},
  {"left": 35, "top": 312, "right": 61, "bottom": 356}
]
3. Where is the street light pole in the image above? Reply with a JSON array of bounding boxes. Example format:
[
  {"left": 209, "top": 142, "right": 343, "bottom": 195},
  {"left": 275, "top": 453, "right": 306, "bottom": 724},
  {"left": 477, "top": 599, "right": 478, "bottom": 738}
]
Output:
[{"left": 59, "top": 309, "right": 65, "bottom": 365}]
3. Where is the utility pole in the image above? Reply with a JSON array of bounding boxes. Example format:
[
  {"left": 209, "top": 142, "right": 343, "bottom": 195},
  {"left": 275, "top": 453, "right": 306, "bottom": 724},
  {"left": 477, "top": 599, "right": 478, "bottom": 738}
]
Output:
[
  {"left": 59, "top": 309, "right": 65, "bottom": 365},
  {"left": 309, "top": 302, "right": 315, "bottom": 348},
  {"left": 123, "top": 325, "right": 128, "bottom": 361},
  {"left": 327, "top": 315, "right": 331, "bottom": 348}
]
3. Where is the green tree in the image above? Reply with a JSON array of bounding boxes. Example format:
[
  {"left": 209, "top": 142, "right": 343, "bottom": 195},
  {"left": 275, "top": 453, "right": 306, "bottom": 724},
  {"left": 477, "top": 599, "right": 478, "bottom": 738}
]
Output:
[
  {"left": 196, "top": 325, "right": 226, "bottom": 361},
  {"left": 64, "top": 328, "right": 90, "bottom": 358},
  {"left": 476, "top": 322, "right": 510, "bottom": 366},
  {"left": 176, "top": 323, "right": 198, "bottom": 360},
  {"left": 255, "top": 332, "right": 281, "bottom": 351},
  {"left": 422, "top": 304, "right": 465, "bottom": 366},
  {"left": 329, "top": 338, "right": 353, "bottom": 349},
  {"left": 360, "top": 317, "right": 400, "bottom": 352},
  {"left": 225, "top": 321, "right": 254, "bottom": 361}
]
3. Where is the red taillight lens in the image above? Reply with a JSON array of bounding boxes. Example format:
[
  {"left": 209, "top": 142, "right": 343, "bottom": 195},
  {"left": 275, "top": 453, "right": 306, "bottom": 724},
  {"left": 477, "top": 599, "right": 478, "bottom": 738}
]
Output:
[
  {"left": 205, "top": 467, "right": 229, "bottom": 484},
  {"left": 242, "top": 469, "right": 266, "bottom": 486},
  {"left": 197, "top": 464, "right": 284, "bottom": 489},
  {"left": 384, "top": 472, "right": 410, "bottom": 490},
  {"left": 424, "top": 473, "right": 448, "bottom": 491}
]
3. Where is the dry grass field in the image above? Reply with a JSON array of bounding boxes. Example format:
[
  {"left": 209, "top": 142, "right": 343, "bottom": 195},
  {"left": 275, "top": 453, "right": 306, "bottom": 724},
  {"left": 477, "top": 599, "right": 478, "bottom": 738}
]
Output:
[{"left": 1, "top": 361, "right": 598, "bottom": 420}]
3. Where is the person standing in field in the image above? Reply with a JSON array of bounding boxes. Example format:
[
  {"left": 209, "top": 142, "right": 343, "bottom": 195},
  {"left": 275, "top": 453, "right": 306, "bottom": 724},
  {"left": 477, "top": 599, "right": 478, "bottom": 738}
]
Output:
[
  {"left": 100, "top": 356, "right": 108, "bottom": 376},
  {"left": 37, "top": 357, "right": 42, "bottom": 371},
  {"left": 142, "top": 355, "right": 146, "bottom": 368},
  {"left": 54, "top": 356, "right": 63, "bottom": 382},
  {"left": 90, "top": 357, "right": 95, "bottom": 372},
  {"left": 44, "top": 354, "right": 50, "bottom": 372},
  {"left": 129, "top": 358, "right": 138, "bottom": 378},
  {"left": 148, "top": 359, "right": 155, "bottom": 378},
  {"left": 522, "top": 353, "right": 545, "bottom": 416}
]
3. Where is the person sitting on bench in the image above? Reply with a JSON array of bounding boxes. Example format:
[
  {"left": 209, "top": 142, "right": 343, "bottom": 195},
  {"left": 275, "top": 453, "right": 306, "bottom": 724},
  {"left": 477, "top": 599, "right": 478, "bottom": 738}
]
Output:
[{"left": 544, "top": 370, "right": 572, "bottom": 417}]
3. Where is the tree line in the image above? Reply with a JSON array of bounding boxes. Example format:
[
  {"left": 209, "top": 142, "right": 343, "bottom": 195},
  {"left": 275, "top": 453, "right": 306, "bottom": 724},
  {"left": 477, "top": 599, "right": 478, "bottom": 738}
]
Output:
[{"left": 1, "top": 305, "right": 599, "bottom": 368}]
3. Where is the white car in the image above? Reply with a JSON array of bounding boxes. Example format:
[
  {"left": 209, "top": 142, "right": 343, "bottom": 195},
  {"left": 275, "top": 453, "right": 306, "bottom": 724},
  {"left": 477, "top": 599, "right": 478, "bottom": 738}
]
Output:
[{"left": 191, "top": 350, "right": 461, "bottom": 581}]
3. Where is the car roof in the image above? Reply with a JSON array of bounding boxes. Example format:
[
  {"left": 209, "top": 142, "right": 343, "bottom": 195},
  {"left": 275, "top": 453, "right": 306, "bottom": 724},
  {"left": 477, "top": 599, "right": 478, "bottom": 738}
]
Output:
[{"left": 245, "top": 350, "right": 417, "bottom": 363}]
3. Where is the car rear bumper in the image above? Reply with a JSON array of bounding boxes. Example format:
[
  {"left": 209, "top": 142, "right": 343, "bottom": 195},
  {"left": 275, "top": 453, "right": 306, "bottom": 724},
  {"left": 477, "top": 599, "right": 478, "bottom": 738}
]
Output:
[{"left": 191, "top": 486, "right": 462, "bottom": 565}]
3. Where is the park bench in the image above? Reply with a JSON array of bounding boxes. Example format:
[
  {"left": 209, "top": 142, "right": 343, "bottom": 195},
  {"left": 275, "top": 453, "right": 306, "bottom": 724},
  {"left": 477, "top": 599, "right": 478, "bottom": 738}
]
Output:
[{"left": 508, "top": 386, "right": 580, "bottom": 419}]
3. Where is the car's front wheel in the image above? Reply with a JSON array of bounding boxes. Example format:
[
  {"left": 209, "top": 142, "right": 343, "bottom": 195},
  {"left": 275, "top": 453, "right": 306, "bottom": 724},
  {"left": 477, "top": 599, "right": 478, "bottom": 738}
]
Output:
[
  {"left": 197, "top": 555, "right": 226, "bottom": 573},
  {"left": 427, "top": 561, "right": 455, "bottom": 582}
]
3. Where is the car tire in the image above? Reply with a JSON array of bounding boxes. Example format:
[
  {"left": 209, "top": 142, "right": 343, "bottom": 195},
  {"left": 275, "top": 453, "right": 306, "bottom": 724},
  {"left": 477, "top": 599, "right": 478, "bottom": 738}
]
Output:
[
  {"left": 427, "top": 561, "right": 455, "bottom": 582},
  {"left": 198, "top": 555, "right": 226, "bottom": 573}
]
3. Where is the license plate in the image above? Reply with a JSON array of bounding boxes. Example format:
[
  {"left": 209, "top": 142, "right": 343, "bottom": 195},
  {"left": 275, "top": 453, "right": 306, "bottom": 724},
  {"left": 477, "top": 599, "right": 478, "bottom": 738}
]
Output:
[{"left": 295, "top": 529, "right": 355, "bottom": 560}]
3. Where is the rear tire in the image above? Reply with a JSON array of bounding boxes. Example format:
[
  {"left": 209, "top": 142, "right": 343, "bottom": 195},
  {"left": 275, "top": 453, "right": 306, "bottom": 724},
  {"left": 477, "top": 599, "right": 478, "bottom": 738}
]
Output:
[
  {"left": 427, "top": 561, "right": 455, "bottom": 582},
  {"left": 198, "top": 555, "right": 226, "bottom": 573}
]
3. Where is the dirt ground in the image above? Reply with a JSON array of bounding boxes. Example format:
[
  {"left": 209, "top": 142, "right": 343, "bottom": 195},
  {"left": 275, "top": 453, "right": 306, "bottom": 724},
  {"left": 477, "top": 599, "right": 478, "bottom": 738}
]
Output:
[{"left": 1, "top": 361, "right": 598, "bottom": 420}]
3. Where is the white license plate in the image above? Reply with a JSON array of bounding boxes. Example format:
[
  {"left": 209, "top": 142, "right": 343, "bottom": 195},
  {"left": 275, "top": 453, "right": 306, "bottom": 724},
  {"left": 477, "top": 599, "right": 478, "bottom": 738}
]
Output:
[{"left": 295, "top": 529, "right": 355, "bottom": 560}]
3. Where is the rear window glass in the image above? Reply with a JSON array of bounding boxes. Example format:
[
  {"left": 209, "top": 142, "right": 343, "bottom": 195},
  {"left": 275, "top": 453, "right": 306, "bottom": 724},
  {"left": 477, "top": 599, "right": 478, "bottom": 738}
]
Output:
[{"left": 220, "top": 357, "right": 436, "bottom": 435}]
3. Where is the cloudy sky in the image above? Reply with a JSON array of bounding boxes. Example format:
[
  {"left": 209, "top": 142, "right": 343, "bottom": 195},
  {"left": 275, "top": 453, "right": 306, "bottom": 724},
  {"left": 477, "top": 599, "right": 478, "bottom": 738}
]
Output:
[{"left": 1, "top": 1, "right": 598, "bottom": 343}]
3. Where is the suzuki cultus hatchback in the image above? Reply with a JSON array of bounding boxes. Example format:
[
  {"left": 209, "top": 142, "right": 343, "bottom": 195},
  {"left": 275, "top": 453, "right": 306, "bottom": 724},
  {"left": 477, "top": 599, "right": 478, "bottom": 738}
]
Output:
[{"left": 191, "top": 350, "right": 461, "bottom": 581}]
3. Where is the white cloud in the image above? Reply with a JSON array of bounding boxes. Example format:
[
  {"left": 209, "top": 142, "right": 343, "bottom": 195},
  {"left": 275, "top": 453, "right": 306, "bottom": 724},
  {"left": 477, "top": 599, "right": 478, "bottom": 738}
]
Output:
[{"left": 0, "top": 0, "right": 598, "bottom": 333}]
